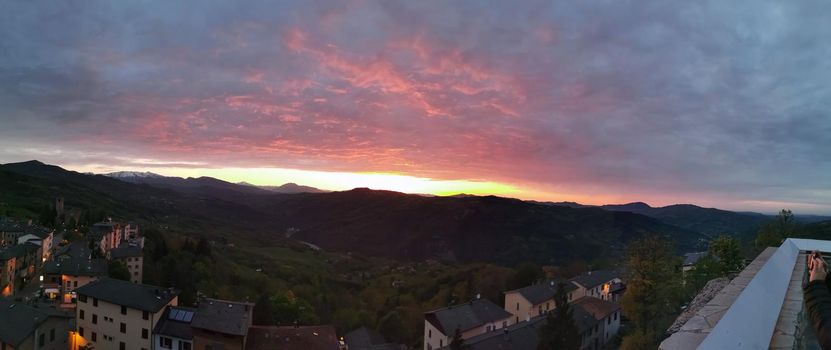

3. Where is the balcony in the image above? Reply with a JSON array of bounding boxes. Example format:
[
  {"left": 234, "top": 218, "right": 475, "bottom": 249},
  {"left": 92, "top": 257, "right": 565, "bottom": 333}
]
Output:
[{"left": 661, "top": 238, "right": 831, "bottom": 349}]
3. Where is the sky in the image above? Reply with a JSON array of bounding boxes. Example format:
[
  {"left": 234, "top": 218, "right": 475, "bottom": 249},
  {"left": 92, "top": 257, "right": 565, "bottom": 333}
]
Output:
[{"left": 1, "top": 1, "right": 829, "bottom": 214}]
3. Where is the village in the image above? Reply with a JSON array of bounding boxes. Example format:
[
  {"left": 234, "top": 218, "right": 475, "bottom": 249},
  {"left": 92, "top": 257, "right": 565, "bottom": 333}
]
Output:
[{"left": 0, "top": 198, "right": 629, "bottom": 350}]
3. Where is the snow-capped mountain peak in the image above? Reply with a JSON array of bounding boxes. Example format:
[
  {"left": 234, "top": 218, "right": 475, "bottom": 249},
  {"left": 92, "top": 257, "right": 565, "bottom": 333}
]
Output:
[{"left": 105, "top": 171, "right": 165, "bottom": 178}]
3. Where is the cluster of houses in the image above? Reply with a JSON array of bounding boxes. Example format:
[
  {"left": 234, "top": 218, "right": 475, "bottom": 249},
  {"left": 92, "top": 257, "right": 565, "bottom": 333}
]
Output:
[
  {"left": 423, "top": 269, "right": 625, "bottom": 350},
  {"left": 0, "top": 219, "right": 56, "bottom": 296},
  {"left": 0, "top": 216, "right": 396, "bottom": 350},
  {"left": 2, "top": 214, "right": 627, "bottom": 350},
  {"left": 40, "top": 220, "right": 145, "bottom": 304}
]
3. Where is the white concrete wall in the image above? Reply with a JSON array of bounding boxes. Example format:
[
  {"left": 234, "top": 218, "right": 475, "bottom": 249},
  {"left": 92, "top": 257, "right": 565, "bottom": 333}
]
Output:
[
  {"left": 423, "top": 320, "right": 447, "bottom": 350},
  {"left": 75, "top": 295, "right": 177, "bottom": 350}
]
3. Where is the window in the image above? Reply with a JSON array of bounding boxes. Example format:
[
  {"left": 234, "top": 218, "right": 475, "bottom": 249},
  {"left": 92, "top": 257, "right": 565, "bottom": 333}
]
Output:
[
  {"left": 65, "top": 280, "right": 70, "bottom": 289},
  {"left": 92, "top": 332, "right": 97, "bottom": 342},
  {"left": 614, "top": 311, "right": 618, "bottom": 320},
  {"left": 79, "top": 295, "right": 87, "bottom": 302},
  {"left": 73, "top": 281, "right": 78, "bottom": 287},
  {"left": 120, "top": 322, "right": 126, "bottom": 333},
  {"left": 79, "top": 327, "right": 84, "bottom": 337},
  {"left": 92, "top": 314, "right": 98, "bottom": 324},
  {"left": 50, "top": 328, "right": 55, "bottom": 341},
  {"left": 93, "top": 298, "right": 98, "bottom": 306},
  {"left": 180, "top": 342, "right": 192, "bottom": 350},
  {"left": 516, "top": 302, "right": 519, "bottom": 311},
  {"left": 142, "top": 328, "right": 148, "bottom": 339},
  {"left": 120, "top": 342, "right": 126, "bottom": 350},
  {"left": 38, "top": 333, "right": 45, "bottom": 347},
  {"left": 160, "top": 336, "right": 173, "bottom": 349},
  {"left": 80, "top": 309, "right": 85, "bottom": 320},
  {"left": 143, "top": 311, "right": 149, "bottom": 320},
  {"left": 121, "top": 305, "right": 127, "bottom": 315},
  {"left": 502, "top": 321, "right": 507, "bottom": 327},
  {"left": 428, "top": 330, "right": 431, "bottom": 338},
  {"left": 440, "top": 340, "right": 443, "bottom": 347}
]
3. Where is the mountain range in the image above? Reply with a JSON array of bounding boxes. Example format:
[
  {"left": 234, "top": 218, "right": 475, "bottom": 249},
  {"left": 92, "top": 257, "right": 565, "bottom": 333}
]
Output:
[
  {"left": 2, "top": 160, "right": 827, "bottom": 266},
  {"left": 104, "top": 171, "right": 326, "bottom": 194}
]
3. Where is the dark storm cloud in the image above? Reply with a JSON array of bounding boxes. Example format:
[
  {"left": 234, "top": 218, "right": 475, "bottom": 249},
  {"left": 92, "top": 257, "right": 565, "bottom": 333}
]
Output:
[{"left": 0, "top": 0, "right": 829, "bottom": 213}]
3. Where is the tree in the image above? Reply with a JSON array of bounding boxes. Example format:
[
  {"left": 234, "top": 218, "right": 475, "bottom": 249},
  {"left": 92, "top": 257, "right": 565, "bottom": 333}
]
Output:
[
  {"left": 684, "top": 254, "right": 721, "bottom": 296},
  {"left": 537, "top": 282, "right": 580, "bottom": 350},
  {"left": 450, "top": 326, "right": 467, "bottom": 350},
  {"left": 253, "top": 293, "right": 275, "bottom": 325},
  {"left": 620, "top": 330, "right": 657, "bottom": 350},
  {"left": 708, "top": 235, "right": 742, "bottom": 275},
  {"left": 182, "top": 238, "right": 195, "bottom": 253},
  {"left": 39, "top": 204, "right": 56, "bottom": 227},
  {"left": 620, "top": 236, "right": 683, "bottom": 348},
  {"left": 755, "top": 209, "right": 796, "bottom": 250},
  {"left": 108, "top": 260, "right": 131, "bottom": 281},
  {"left": 377, "top": 309, "right": 408, "bottom": 344},
  {"left": 196, "top": 237, "right": 212, "bottom": 258},
  {"left": 508, "top": 262, "right": 544, "bottom": 290}
]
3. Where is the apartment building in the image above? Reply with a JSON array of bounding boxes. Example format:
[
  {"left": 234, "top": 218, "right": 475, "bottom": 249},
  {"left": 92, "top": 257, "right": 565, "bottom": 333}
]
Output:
[
  {"left": 109, "top": 245, "right": 144, "bottom": 283},
  {"left": 153, "top": 306, "right": 196, "bottom": 350},
  {"left": 503, "top": 279, "right": 578, "bottom": 324},
  {"left": 0, "top": 242, "right": 41, "bottom": 286},
  {"left": 570, "top": 269, "right": 624, "bottom": 301},
  {"left": 0, "top": 223, "right": 25, "bottom": 247},
  {"left": 572, "top": 297, "right": 620, "bottom": 350},
  {"left": 0, "top": 299, "right": 73, "bottom": 350},
  {"left": 190, "top": 298, "right": 254, "bottom": 350},
  {"left": 0, "top": 254, "right": 14, "bottom": 296},
  {"left": 423, "top": 298, "right": 513, "bottom": 350},
  {"left": 455, "top": 297, "right": 620, "bottom": 350},
  {"left": 16, "top": 226, "right": 54, "bottom": 263},
  {"left": 90, "top": 221, "right": 123, "bottom": 255},
  {"left": 74, "top": 278, "right": 179, "bottom": 350},
  {"left": 42, "top": 254, "right": 107, "bottom": 304}
]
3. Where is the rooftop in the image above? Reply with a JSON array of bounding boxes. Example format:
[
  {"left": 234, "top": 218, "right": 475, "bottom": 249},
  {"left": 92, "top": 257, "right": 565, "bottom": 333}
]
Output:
[
  {"left": 74, "top": 278, "right": 178, "bottom": 313},
  {"left": 43, "top": 256, "right": 107, "bottom": 277},
  {"left": 191, "top": 298, "right": 254, "bottom": 336},
  {"left": 425, "top": 298, "right": 513, "bottom": 334},
  {"left": 109, "top": 245, "right": 142, "bottom": 259},
  {"left": 0, "top": 242, "right": 40, "bottom": 259},
  {"left": 572, "top": 297, "right": 619, "bottom": 323},
  {"left": 246, "top": 325, "right": 340, "bottom": 350},
  {"left": 344, "top": 326, "right": 387, "bottom": 349},
  {"left": 445, "top": 303, "right": 604, "bottom": 350},
  {"left": 506, "top": 279, "right": 578, "bottom": 305},
  {"left": 683, "top": 252, "right": 708, "bottom": 266},
  {"left": 55, "top": 241, "right": 91, "bottom": 259},
  {"left": 448, "top": 316, "right": 546, "bottom": 350},
  {"left": 245, "top": 326, "right": 339, "bottom": 350},
  {"left": 153, "top": 306, "right": 197, "bottom": 340},
  {"left": 0, "top": 299, "right": 71, "bottom": 347},
  {"left": 570, "top": 269, "right": 623, "bottom": 289}
]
